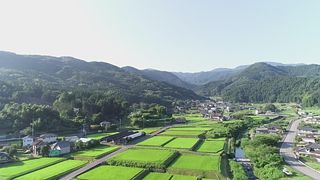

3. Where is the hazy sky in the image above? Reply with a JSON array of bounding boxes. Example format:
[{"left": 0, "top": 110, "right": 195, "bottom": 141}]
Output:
[{"left": 0, "top": 0, "right": 320, "bottom": 72}]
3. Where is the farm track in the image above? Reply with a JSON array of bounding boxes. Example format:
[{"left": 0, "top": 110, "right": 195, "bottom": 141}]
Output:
[{"left": 59, "top": 125, "right": 172, "bottom": 180}]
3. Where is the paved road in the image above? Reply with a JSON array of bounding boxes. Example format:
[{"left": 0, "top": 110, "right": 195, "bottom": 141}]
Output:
[
  {"left": 280, "top": 119, "right": 320, "bottom": 180},
  {"left": 60, "top": 125, "right": 172, "bottom": 180}
]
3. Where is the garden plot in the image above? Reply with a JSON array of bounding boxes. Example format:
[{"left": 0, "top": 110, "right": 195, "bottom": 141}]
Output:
[
  {"left": 15, "top": 160, "right": 86, "bottom": 180},
  {"left": 137, "top": 136, "right": 174, "bottom": 147},
  {"left": 197, "top": 140, "right": 225, "bottom": 153},
  {"left": 169, "top": 127, "right": 212, "bottom": 131},
  {"left": 77, "top": 165, "right": 145, "bottom": 180},
  {"left": 0, "top": 157, "right": 65, "bottom": 179},
  {"left": 108, "top": 148, "right": 178, "bottom": 169},
  {"left": 163, "top": 138, "right": 199, "bottom": 150}
]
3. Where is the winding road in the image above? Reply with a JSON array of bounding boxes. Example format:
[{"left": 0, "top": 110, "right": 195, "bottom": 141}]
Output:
[
  {"left": 60, "top": 126, "right": 172, "bottom": 180},
  {"left": 280, "top": 119, "right": 320, "bottom": 180}
]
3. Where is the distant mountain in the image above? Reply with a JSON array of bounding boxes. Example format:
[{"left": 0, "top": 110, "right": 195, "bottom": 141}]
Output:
[
  {"left": 173, "top": 68, "right": 243, "bottom": 85},
  {"left": 122, "top": 66, "right": 195, "bottom": 89},
  {"left": 173, "top": 62, "right": 304, "bottom": 85},
  {"left": 197, "top": 62, "right": 320, "bottom": 106},
  {"left": 0, "top": 51, "right": 203, "bottom": 107}
]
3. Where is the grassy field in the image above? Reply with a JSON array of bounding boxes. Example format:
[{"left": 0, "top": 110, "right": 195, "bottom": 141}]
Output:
[
  {"left": 15, "top": 160, "right": 86, "bottom": 180},
  {"left": 143, "top": 172, "right": 173, "bottom": 180},
  {"left": 108, "top": 148, "right": 178, "bottom": 168},
  {"left": 77, "top": 165, "right": 144, "bottom": 180},
  {"left": 169, "top": 154, "right": 220, "bottom": 171},
  {"left": 197, "top": 140, "right": 225, "bottom": 153},
  {"left": 160, "top": 130, "right": 204, "bottom": 137},
  {"left": 72, "top": 146, "right": 119, "bottom": 159},
  {"left": 86, "top": 132, "right": 117, "bottom": 140},
  {"left": 0, "top": 157, "right": 65, "bottom": 179},
  {"left": 137, "top": 136, "right": 174, "bottom": 146},
  {"left": 207, "top": 137, "right": 226, "bottom": 141},
  {"left": 163, "top": 138, "right": 199, "bottom": 149}
]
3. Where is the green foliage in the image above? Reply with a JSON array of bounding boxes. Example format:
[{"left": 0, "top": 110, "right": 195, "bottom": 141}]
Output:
[
  {"left": 264, "top": 103, "right": 278, "bottom": 112},
  {"left": 229, "top": 160, "right": 247, "bottom": 180},
  {"left": 242, "top": 134, "right": 284, "bottom": 180}
]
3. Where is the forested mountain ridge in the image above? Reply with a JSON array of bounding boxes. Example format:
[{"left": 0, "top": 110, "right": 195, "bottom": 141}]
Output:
[
  {"left": 122, "top": 66, "right": 195, "bottom": 89},
  {"left": 197, "top": 62, "right": 320, "bottom": 106}
]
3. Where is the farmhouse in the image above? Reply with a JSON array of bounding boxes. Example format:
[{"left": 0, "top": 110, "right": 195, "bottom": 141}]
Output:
[
  {"left": 65, "top": 136, "right": 79, "bottom": 143},
  {"left": 40, "top": 133, "right": 58, "bottom": 143},
  {"left": 32, "top": 140, "right": 48, "bottom": 156},
  {"left": 22, "top": 135, "right": 34, "bottom": 147},
  {"left": 0, "top": 152, "right": 12, "bottom": 164},
  {"left": 49, "top": 141, "right": 71, "bottom": 156}
]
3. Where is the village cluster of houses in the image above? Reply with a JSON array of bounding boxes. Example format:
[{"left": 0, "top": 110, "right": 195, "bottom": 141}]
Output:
[
  {"left": 255, "top": 125, "right": 283, "bottom": 135},
  {"left": 295, "top": 125, "right": 320, "bottom": 161},
  {"left": 22, "top": 133, "right": 92, "bottom": 157},
  {"left": 198, "top": 100, "right": 233, "bottom": 121}
]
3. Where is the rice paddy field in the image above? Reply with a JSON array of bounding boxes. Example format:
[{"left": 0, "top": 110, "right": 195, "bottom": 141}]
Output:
[
  {"left": 72, "top": 145, "right": 120, "bottom": 159},
  {"left": 137, "top": 136, "right": 174, "bottom": 146},
  {"left": 143, "top": 172, "right": 198, "bottom": 180},
  {"left": 163, "top": 138, "right": 199, "bottom": 149},
  {"left": 197, "top": 140, "right": 225, "bottom": 153},
  {"left": 160, "top": 130, "right": 204, "bottom": 137},
  {"left": 108, "top": 148, "right": 178, "bottom": 168},
  {"left": 143, "top": 172, "right": 173, "bottom": 180},
  {"left": 138, "top": 127, "right": 162, "bottom": 134},
  {"left": 86, "top": 132, "right": 118, "bottom": 140},
  {"left": 15, "top": 160, "right": 87, "bottom": 180},
  {"left": 173, "top": 113, "right": 208, "bottom": 121},
  {"left": 169, "top": 127, "right": 212, "bottom": 131},
  {"left": 77, "top": 165, "right": 145, "bottom": 180},
  {"left": 169, "top": 154, "right": 220, "bottom": 171},
  {"left": 0, "top": 157, "right": 65, "bottom": 179}
]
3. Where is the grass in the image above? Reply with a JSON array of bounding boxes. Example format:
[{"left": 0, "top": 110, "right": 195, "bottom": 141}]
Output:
[
  {"left": 15, "top": 160, "right": 87, "bottom": 180},
  {"left": 108, "top": 148, "right": 178, "bottom": 168},
  {"left": 280, "top": 165, "right": 311, "bottom": 180},
  {"left": 137, "top": 136, "right": 174, "bottom": 146},
  {"left": 207, "top": 137, "right": 226, "bottom": 141},
  {"left": 143, "top": 172, "right": 173, "bottom": 180},
  {"left": 160, "top": 130, "right": 204, "bottom": 137},
  {"left": 77, "top": 165, "right": 144, "bottom": 180},
  {"left": 72, "top": 145, "right": 119, "bottom": 159},
  {"left": 164, "top": 138, "right": 199, "bottom": 150},
  {"left": 86, "top": 132, "right": 117, "bottom": 140},
  {"left": 0, "top": 157, "right": 65, "bottom": 179},
  {"left": 197, "top": 140, "right": 225, "bottom": 153}
]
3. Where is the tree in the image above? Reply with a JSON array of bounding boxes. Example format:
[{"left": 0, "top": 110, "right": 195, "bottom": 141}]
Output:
[
  {"left": 263, "top": 103, "right": 278, "bottom": 112},
  {"left": 40, "top": 145, "right": 50, "bottom": 157}
]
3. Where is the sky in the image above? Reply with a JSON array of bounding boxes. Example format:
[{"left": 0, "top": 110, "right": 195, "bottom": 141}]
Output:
[{"left": 0, "top": 0, "right": 320, "bottom": 72}]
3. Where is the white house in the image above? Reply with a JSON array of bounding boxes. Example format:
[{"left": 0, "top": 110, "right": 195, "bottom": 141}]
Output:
[
  {"left": 22, "top": 136, "right": 34, "bottom": 147},
  {"left": 40, "top": 133, "right": 57, "bottom": 143},
  {"left": 65, "top": 136, "right": 79, "bottom": 143}
]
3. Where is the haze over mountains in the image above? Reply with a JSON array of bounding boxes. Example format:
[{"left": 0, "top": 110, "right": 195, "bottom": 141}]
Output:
[{"left": 1, "top": 50, "right": 320, "bottom": 107}]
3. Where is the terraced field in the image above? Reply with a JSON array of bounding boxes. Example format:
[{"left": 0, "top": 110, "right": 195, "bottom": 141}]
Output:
[
  {"left": 197, "top": 140, "right": 225, "bottom": 153},
  {"left": 15, "top": 160, "right": 86, "bottom": 180},
  {"left": 160, "top": 130, "right": 204, "bottom": 137},
  {"left": 0, "top": 157, "right": 65, "bottom": 179},
  {"left": 137, "top": 136, "right": 174, "bottom": 146},
  {"left": 163, "top": 138, "right": 199, "bottom": 150},
  {"left": 72, "top": 145, "right": 119, "bottom": 159},
  {"left": 108, "top": 148, "right": 178, "bottom": 169},
  {"left": 168, "top": 154, "right": 221, "bottom": 178},
  {"left": 77, "top": 165, "right": 145, "bottom": 180}
]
